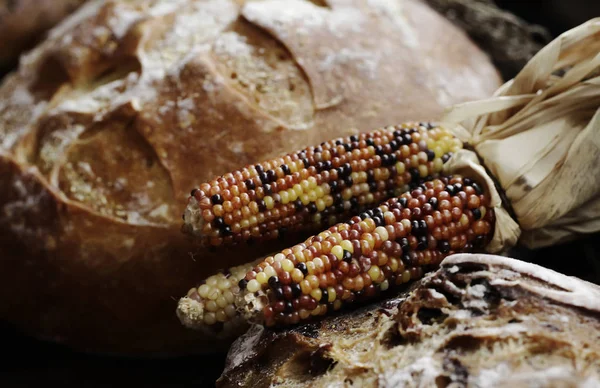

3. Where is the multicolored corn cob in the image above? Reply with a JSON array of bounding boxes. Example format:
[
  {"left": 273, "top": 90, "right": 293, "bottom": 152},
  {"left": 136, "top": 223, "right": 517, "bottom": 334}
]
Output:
[
  {"left": 181, "top": 122, "right": 463, "bottom": 248},
  {"left": 236, "top": 175, "right": 494, "bottom": 327}
]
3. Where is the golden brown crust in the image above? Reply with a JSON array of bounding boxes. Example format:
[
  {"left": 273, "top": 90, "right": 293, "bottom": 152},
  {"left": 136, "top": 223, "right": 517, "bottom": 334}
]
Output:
[{"left": 0, "top": 0, "right": 501, "bottom": 353}]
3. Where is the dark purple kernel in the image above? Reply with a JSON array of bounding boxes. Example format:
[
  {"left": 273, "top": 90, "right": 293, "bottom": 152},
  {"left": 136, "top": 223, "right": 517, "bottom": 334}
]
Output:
[
  {"left": 238, "top": 279, "right": 248, "bottom": 289},
  {"left": 472, "top": 208, "right": 482, "bottom": 220},
  {"left": 245, "top": 179, "right": 255, "bottom": 190},
  {"left": 281, "top": 164, "right": 291, "bottom": 175},
  {"left": 320, "top": 289, "right": 329, "bottom": 303},
  {"left": 439, "top": 240, "right": 450, "bottom": 253},
  {"left": 296, "top": 263, "right": 308, "bottom": 275},
  {"left": 211, "top": 194, "right": 223, "bottom": 205}
]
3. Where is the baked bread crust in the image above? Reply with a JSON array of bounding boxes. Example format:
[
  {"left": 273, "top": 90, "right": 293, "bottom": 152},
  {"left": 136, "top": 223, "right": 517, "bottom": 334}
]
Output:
[
  {"left": 219, "top": 254, "right": 600, "bottom": 387},
  {"left": 0, "top": 0, "right": 500, "bottom": 354}
]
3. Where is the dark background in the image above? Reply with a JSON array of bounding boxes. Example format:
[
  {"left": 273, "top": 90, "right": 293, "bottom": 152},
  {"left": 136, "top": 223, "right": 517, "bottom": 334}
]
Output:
[{"left": 1, "top": 1, "right": 599, "bottom": 387}]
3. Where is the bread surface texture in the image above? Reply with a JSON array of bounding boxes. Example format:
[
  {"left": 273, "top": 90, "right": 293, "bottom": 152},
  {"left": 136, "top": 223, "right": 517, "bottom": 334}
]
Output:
[
  {"left": 0, "top": 0, "right": 500, "bottom": 353},
  {"left": 219, "top": 254, "right": 600, "bottom": 387}
]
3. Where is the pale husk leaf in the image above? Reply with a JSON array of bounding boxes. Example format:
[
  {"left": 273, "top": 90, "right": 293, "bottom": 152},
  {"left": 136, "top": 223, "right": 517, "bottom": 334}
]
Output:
[{"left": 442, "top": 18, "right": 600, "bottom": 249}]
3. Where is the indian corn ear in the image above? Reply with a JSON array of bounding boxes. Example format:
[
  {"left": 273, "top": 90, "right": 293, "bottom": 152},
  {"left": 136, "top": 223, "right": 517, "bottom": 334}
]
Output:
[{"left": 182, "top": 122, "right": 463, "bottom": 247}]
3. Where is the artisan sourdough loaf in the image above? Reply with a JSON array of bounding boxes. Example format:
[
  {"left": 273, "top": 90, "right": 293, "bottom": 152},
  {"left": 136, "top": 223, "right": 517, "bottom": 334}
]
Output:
[{"left": 0, "top": 0, "right": 501, "bottom": 354}]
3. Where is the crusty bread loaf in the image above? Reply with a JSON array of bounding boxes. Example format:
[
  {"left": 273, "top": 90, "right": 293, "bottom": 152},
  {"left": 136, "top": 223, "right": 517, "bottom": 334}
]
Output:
[
  {"left": 219, "top": 254, "right": 600, "bottom": 387},
  {"left": 0, "top": 0, "right": 87, "bottom": 72},
  {"left": 0, "top": 0, "right": 501, "bottom": 354}
]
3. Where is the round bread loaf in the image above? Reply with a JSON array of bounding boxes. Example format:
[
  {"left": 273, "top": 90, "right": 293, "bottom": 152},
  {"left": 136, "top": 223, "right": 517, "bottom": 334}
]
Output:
[
  {"left": 0, "top": 0, "right": 87, "bottom": 72},
  {"left": 0, "top": 0, "right": 501, "bottom": 354}
]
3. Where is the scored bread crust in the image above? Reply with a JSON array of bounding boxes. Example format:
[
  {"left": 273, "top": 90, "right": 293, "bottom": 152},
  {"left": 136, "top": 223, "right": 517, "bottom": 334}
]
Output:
[{"left": 0, "top": 0, "right": 501, "bottom": 354}]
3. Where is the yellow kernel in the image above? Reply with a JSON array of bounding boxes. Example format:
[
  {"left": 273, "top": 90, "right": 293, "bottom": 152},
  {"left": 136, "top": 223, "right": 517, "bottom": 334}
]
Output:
[
  {"left": 308, "top": 190, "right": 318, "bottom": 202},
  {"left": 368, "top": 266, "right": 382, "bottom": 283},
  {"left": 306, "top": 262, "right": 316, "bottom": 275},
  {"left": 224, "top": 290, "right": 235, "bottom": 304},
  {"left": 300, "top": 193, "right": 310, "bottom": 205},
  {"left": 301, "top": 180, "right": 311, "bottom": 191},
  {"left": 315, "top": 198, "right": 326, "bottom": 212},
  {"left": 327, "top": 287, "right": 336, "bottom": 302},
  {"left": 311, "top": 288, "right": 322, "bottom": 301},
  {"left": 207, "top": 276, "right": 218, "bottom": 286},
  {"left": 380, "top": 280, "right": 389, "bottom": 291},
  {"left": 264, "top": 196, "right": 274, "bottom": 210},
  {"left": 324, "top": 195, "right": 334, "bottom": 207},
  {"left": 331, "top": 245, "right": 344, "bottom": 260},
  {"left": 224, "top": 305, "right": 237, "bottom": 318},
  {"left": 378, "top": 252, "right": 389, "bottom": 266},
  {"left": 374, "top": 226, "right": 389, "bottom": 241},
  {"left": 292, "top": 268, "right": 304, "bottom": 283},
  {"left": 198, "top": 284, "right": 210, "bottom": 298},
  {"left": 217, "top": 279, "right": 231, "bottom": 290},
  {"left": 401, "top": 270, "right": 411, "bottom": 283},
  {"left": 419, "top": 164, "right": 429, "bottom": 178},
  {"left": 342, "top": 188, "right": 353, "bottom": 200},
  {"left": 281, "top": 259, "right": 294, "bottom": 272},
  {"left": 332, "top": 233, "right": 342, "bottom": 243},
  {"left": 433, "top": 146, "right": 444, "bottom": 158},
  {"left": 313, "top": 257, "right": 324, "bottom": 273},
  {"left": 434, "top": 158, "right": 444, "bottom": 172},
  {"left": 280, "top": 191, "right": 290, "bottom": 204},
  {"left": 365, "top": 193, "right": 374, "bottom": 203},
  {"left": 249, "top": 215, "right": 258, "bottom": 225},
  {"left": 204, "top": 312, "right": 217, "bottom": 325},
  {"left": 213, "top": 205, "right": 224, "bottom": 216},
  {"left": 300, "top": 280, "right": 312, "bottom": 294},
  {"left": 395, "top": 162, "right": 406, "bottom": 174},
  {"left": 287, "top": 188, "right": 298, "bottom": 202},
  {"left": 306, "top": 274, "right": 319, "bottom": 289},
  {"left": 293, "top": 184, "right": 303, "bottom": 196},
  {"left": 294, "top": 250, "right": 305, "bottom": 263},
  {"left": 216, "top": 296, "right": 228, "bottom": 308},
  {"left": 359, "top": 182, "right": 369, "bottom": 193},
  {"left": 299, "top": 309, "right": 311, "bottom": 320},
  {"left": 460, "top": 214, "right": 469, "bottom": 227},
  {"left": 240, "top": 219, "right": 250, "bottom": 229},
  {"left": 322, "top": 183, "right": 331, "bottom": 195},
  {"left": 247, "top": 279, "right": 261, "bottom": 293},
  {"left": 480, "top": 207, "right": 487, "bottom": 218},
  {"left": 333, "top": 300, "right": 342, "bottom": 310},
  {"left": 390, "top": 258, "right": 399, "bottom": 273},
  {"left": 308, "top": 176, "right": 317, "bottom": 189},
  {"left": 315, "top": 186, "right": 325, "bottom": 198},
  {"left": 264, "top": 266, "right": 277, "bottom": 279},
  {"left": 410, "top": 155, "right": 419, "bottom": 167},
  {"left": 206, "top": 300, "right": 218, "bottom": 312},
  {"left": 340, "top": 240, "right": 353, "bottom": 253},
  {"left": 256, "top": 272, "right": 268, "bottom": 284},
  {"left": 207, "top": 289, "right": 220, "bottom": 300}
]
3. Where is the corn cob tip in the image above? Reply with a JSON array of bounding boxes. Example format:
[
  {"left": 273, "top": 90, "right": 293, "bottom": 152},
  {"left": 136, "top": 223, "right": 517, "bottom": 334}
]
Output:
[{"left": 181, "top": 122, "right": 463, "bottom": 248}]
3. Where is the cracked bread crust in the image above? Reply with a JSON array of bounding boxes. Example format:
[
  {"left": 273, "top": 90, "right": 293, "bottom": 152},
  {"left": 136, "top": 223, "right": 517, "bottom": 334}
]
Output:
[
  {"left": 219, "top": 254, "right": 600, "bottom": 387},
  {"left": 0, "top": 0, "right": 500, "bottom": 354}
]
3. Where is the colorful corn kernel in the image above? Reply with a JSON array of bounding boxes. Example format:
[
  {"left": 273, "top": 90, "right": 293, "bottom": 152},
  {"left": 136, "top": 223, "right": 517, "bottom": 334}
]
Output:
[
  {"left": 176, "top": 260, "right": 258, "bottom": 333},
  {"left": 236, "top": 175, "right": 494, "bottom": 327},
  {"left": 181, "top": 122, "right": 462, "bottom": 247}
]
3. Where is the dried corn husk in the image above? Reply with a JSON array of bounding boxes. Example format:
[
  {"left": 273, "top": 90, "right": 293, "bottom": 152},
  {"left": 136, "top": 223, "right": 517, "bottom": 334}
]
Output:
[{"left": 442, "top": 17, "right": 600, "bottom": 249}]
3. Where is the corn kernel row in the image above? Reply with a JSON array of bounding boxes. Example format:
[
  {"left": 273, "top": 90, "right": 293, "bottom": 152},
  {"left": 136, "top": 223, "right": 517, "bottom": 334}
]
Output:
[
  {"left": 181, "top": 122, "right": 463, "bottom": 248},
  {"left": 237, "top": 175, "right": 494, "bottom": 327}
]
